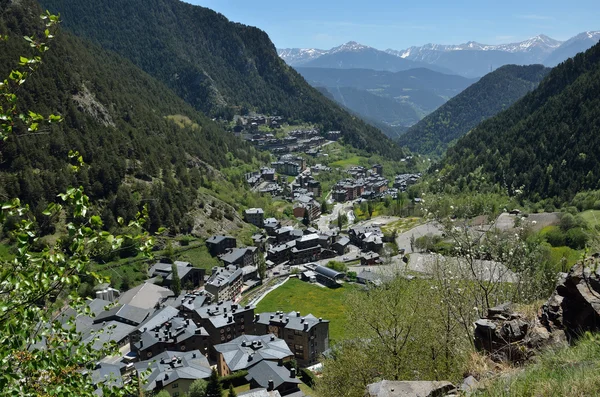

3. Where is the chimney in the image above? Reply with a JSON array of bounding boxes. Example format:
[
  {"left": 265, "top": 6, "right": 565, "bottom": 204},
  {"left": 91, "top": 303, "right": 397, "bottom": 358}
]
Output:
[
  {"left": 300, "top": 318, "right": 305, "bottom": 323},
  {"left": 140, "top": 340, "right": 144, "bottom": 348},
  {"left": 290, "top": 368, "right": 296, "bottom": 378},
  {"left": 255, "top": 314, "right": 260, "bottom": 322},
  {"left": 278, "top": 359, "right": 283, "bottom": 366},
  {"left": 296, "top": 311, "right": 301, "bottom": 317},
  {"left": 268, "top": 380, "right": 274, "bottom": 391},
  {"left": 318, "top": 317, "right": 322, "bottom": 322},
  {"left": 164, "top": 374, "right": 169, "bottom": 380},
  {"left": 156, "top": 380, "right": 163, "bottom": 389}
]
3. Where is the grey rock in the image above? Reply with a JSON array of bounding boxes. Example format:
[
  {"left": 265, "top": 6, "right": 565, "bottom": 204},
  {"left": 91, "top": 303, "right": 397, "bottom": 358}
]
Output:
[{"left": 459, "top": 376, "right": 479, "bottom": 393}]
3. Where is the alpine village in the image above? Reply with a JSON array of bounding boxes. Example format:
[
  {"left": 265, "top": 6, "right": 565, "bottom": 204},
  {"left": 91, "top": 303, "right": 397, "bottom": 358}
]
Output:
[{"left": 1, "top": 1, "right": 600, "bottom": 396}]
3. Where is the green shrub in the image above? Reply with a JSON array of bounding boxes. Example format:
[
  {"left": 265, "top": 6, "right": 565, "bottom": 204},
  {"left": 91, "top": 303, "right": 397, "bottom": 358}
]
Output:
[
  {"left": 566, "top": 228, "right": 588, "bottom": 250},
  {"left": 544, "top": 228, "right": 566, "bottom": 247},
  {"left": 220, "top": 370, "right": 249, "bottom": 389}
]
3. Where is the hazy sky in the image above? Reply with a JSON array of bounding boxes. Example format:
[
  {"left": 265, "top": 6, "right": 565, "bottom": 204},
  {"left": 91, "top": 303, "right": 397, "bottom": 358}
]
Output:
[{"left": 186, "top": 0, "right": 599, "bottom": 50}]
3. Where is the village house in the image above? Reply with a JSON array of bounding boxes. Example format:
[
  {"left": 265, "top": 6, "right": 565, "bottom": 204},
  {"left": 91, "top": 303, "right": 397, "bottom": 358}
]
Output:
[
  {"left": 192, "top": 301, "right": 256, "bottom": 358},
  {"left": 214, "top": 334, "right": 293, "bottom": 376},
  {"left": 246, "top": 361, "right": 302, "bottom": 396},
  {"left": 254, "top": 311, "right": 330, "bottom": 367},
  {"left": 218, "top": 247, "right": 259, "bottom": 268},
  {"left": 205, "top": 265, "right": 244, "bottom": 302},
  {"left": 135, "top": 350, "right": 212, "bottom": 397},
  {"left": 132, "top": 316, "right": 210, "bottom": 360},
  {"left": 148, "top": 261, "right": 205, "bottom": 290},
  {"left": 348, "top": 225, "right": 384, "bottom": 253},
  {"left": 244, "top": 208, "right": 265, "bottom": 227},
  {"left": 206, "top": 235, "right": 237, "bottom": 256}
]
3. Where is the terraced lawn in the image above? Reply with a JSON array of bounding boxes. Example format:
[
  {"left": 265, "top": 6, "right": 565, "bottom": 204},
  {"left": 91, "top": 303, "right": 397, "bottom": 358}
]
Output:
[{"left": 255, "top": 278, "right": 359, "bottom": 344}]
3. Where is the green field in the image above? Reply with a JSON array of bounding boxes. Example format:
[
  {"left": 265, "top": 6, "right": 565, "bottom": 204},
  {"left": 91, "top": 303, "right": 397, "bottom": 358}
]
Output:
[
  {"left": 255, "top": 278, "right": 359, "bottom": 343},
  {"left": 330, "top": 155, "right": 368, "bottom": 168},
  {"left": 381, "top": 217, "right": 423, "bottom": 234}
]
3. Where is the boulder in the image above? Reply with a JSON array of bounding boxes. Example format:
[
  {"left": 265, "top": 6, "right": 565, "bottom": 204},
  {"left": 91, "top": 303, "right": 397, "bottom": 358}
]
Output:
[
  {"left": 540, "top": 260, "right": 600, "bottom": 341},
  {"left": 365, "top": 380, "right": 456, "bottom": 397}
]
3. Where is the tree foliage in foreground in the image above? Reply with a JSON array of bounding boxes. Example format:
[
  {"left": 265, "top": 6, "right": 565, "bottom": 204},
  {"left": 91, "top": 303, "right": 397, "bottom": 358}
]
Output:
[{"left": 0, "top": 11, "right": 153, "bottom": 396}]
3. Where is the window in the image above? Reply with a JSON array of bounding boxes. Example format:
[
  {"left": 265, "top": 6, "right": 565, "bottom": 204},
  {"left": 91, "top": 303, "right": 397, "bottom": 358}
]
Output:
[
  {"left": 172, "top": 383, "right": 179, "bottom": 389},
  {"left": 287, "top": 334, "right": 294, "bottom": 340},
  {"left": 173, "top": 393, "right": 179, "bottom": 397},
  {"left": 295, "top": 344, "right": 304, "bottom": 351},
  {"left": 294, "top": 330, "right": 303, "bottom": 336}
]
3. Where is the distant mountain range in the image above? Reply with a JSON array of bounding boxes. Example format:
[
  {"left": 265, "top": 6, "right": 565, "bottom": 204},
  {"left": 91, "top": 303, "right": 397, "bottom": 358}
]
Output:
[
  {"left": 284, "top": 41, "right": 453, "bottom": 74},
  {"left": 296, "top": 67, "right": 475, "bottom": 135},
  {"left": 279, "top": 32, "right": 600, "bottom": 77}
]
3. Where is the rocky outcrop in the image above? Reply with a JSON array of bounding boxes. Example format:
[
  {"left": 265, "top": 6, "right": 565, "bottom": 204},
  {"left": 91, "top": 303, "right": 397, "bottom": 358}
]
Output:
[
  {"left": 365, "top": 380, "right": 456, "bottom": 397},
  {"left": 540, "top": 258, "right": 600, "bottom": 341},
  {"left": 473, "top": 303, "right": 548, "bottom": 363},
  {"left": 474, "top": 256, "right": 600, "bottom": 364}
]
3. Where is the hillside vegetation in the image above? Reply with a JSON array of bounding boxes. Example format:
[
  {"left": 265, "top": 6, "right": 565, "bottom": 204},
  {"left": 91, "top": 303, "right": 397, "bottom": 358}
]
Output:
[
  {"left": 399, "top": 64, "right": 550, "bottom": 155},
  {"left": 0, "top": 1, "right": 265, "bottom": 233},
  {"left": 41, "top": 0, "right": 407, "bottom": 160},
  {"left": 436, "top": 42, "right": 600, "bottom": 203}
]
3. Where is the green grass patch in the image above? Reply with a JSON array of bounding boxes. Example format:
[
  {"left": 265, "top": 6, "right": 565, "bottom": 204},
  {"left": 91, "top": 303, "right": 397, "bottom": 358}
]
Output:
[
  {"left": 177, "top": 242, "right": 222, "bottom": 271},
  {"left": 381, "top": 217, "right": 422, "bottom": 234},
  {"left": 165, "top": 114, "right": 201, "bottom": 130},
  {"left": 475, "top": 333, "right": 600, "bottom": 397},
  {"left": 255, "top": 278, "right": 359, "bottom": 344},
  {"left": 580, "top": 210, "right": 600, "bottom": 229},
  {"left": 330, "top": 155, "right": 367, "bottom": 169},
  {"left": 549, "top": 246, "right": 584, "bottom": 272}
]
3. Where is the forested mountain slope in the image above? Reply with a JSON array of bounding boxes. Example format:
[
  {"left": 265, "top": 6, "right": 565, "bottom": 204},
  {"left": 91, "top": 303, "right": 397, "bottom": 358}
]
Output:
[
  {"left": 0, "top": 0, "right": 266, "bottom": 233},
  {"left": 40, "top": 0, "right": 406, "bottom": 160},
  {"left": 437, "top": 43, "right": 600, "bottom": 203},
  {"left": 399, "top": 65, "right": 550, "bottom": 155}
]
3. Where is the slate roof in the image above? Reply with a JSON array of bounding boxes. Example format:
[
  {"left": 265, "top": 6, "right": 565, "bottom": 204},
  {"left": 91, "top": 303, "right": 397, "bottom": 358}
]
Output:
[
  {"left": 255, "top": 311, "right": 328, "bottom": 332},
  {"left": 207, "top": 235, "right": 234, "bottom": 244},
  {"left": 314, "top": 265, "right": 344, "bottom": 279},
  {"left": 82, "top": 321, "right": 136, "bottom": 350},
  {"left": 93, "top": 304, "right": 150, "bottom": 326},
  {"left": 118, "top": 283, "right": 173, "bottom": 310},
  {"left": 148, "top": 261, "right": 196, "bottom": 281},
  {"left": 206, "top": 266, "right": 243, "bottom": 288},
  {"left": 136, "top": 306, "right": 180, "bottom": 334},
  {"left": 214, "top": 334, "right": 293, "bottom": 372},
  {"left": 194, "top": 301, "right": 254, "bottom": 329},
  {"left": 334, "top": 237, "right": 350, "bottom": 246},
  {"left": 163, "top": 291, "right": 210, "bottom": 312},
  {"left": 135, "top": 350, "right": 212, "bottom": 391},
  {"left": 134, "top": 316, "right": 208, "bottom": 352},
  {"left": 246, "top": 360, "right": 301, "bottom": 390},
  {"left": 219, "top": 248, "right": 249, "bottom": 265},
  {"left": 91, "top": 363, "right": 123, "bottom": 388}
]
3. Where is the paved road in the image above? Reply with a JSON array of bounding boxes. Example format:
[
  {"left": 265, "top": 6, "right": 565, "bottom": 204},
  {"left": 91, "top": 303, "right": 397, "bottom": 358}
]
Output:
[
  {"left": 395, "top": 222, "right": 443, "bottom": 254},
  {"left": 316, "top": 201, "right": 353, "bottom": 232}
]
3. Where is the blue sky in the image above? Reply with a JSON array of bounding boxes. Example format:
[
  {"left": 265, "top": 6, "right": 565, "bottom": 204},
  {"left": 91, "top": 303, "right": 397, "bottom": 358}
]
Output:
[{"left": 186, "top": 0, "right": 599, "bottom": 50}]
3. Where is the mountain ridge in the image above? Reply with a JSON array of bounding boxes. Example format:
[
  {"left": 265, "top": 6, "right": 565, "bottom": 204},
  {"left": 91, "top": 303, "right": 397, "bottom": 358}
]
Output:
[
  {"left": 41, "top": 0, "right": 406, "bottom": 160},
  {"left": 279, "top": 32, "right": 599, "bottom": 77},
  {"left": 398, "top": 64, "right": 551, "bottom": 155}
]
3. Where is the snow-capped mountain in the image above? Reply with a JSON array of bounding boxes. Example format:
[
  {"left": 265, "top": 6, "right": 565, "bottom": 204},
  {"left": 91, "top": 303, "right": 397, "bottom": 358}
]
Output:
[
  {"left": 278, "top": 42, "right": 374, "bottom": 66},
  {"left": 277, "top": 48, "right": 328, "bottom": 66},
  {"left": 278, "top": 41, "right": 453, "bottom": 73},
  {"left": 544, "top": 31, "right": 600, "bottom": 66},
  {"left": 387, "top": 35, "right": 563, "bottom": 65},
  {"left": 278, "top": 32, "right": 600, "bottom": 77}
]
